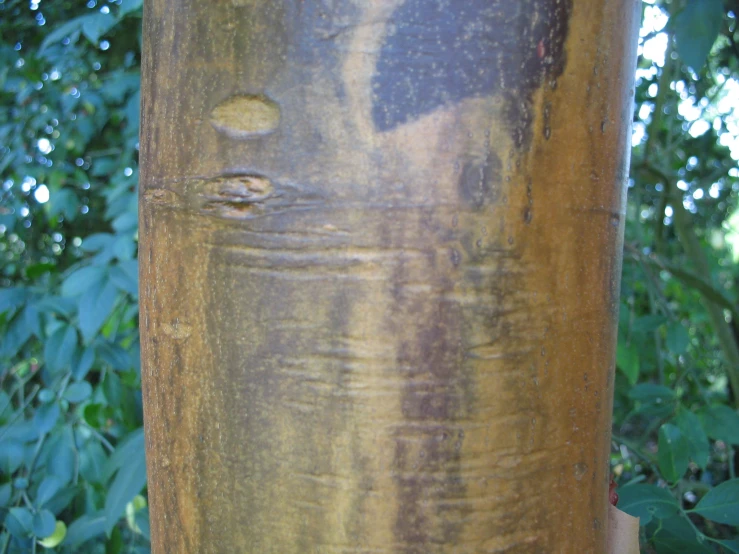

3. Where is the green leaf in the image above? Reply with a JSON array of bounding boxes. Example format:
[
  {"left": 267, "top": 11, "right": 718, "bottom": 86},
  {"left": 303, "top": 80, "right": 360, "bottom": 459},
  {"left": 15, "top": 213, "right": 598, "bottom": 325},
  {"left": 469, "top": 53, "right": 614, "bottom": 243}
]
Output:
[
  {"left": 39, "top": 15, "right": 87, "bottom": 51},
  {"left": 652, "top": 537, "right": 715, "bottom": 554},
  {"left": 132, "top": 507, "right": 150, "bottom": 540},
  {"left": 618, "top": 484, "right": 680, "bottom": 525},
  {"left": 666, "top": 323, "right": 690, "bottom": 355},
  {"left": 0, "top": 482, "right": 11, "bottom": 506},
  {"left": 33, "top": 402, "right": 60, "bottom": 437},
  {"left": 5, "top": 507, "right": 33, "bottom": 537},
  {"left": 63, "top": 513, "right": 106, "bottom": 548},
  {"left": 79, "top": 442, "right": 108, "bottom": 484},
  {"left": 64, "top": 382, "right": 93, "bottom": 404},
  {"left": 25, "top": 262, "right": 56, "bottom": 280},
  {"left": 123, "top": 90, "right": 140, "bottom": 134},
  {"left": 103, "top": 428, "right": 144, "bottom": 481},
  {"left": 113, "top": 234, "right": 136, "bottom": 261},
  {"left": 658, "top": 424, "right": 690, "bottom": 483},
  {"left": 632, "top": 315, "right": 667, "bottom": 333},
  {"left": 80, "top": 233, "right": 115, "bottom": 253},
  {"left": 33, "top": 510, "right": 57, "bottom": 538},
  {"left": 109, "top": 265, "right": 138, "bottom": 296},
  {"left": 78, "top": 278, "right": 119, "bottom": 342},
  {"left": 35, "top": 475, "right": 64, "bottom": 507},
  {"left": 674, "top": 0, "right": 724, "bottom": 71},
  {"left": 81, "top": 13, "right": 119, "bottom": 44},
  {"left": 628, "top": 383, "right": 675, "bottom": 403},
  {"left": 47, "top": 188, "right": 79, "bottom": 221},
  {"left": 34, "top": 296, "right": 76, "bottom": 317},
  {"left": 699, "top": 405, "right": 739, "bottom": 444},
  {"left": 48, "top": 439, "right": 76, "bottom": 486},
  {"left": 24, "top": 305, "right": 42, "bottom": 336},
  {"left": 2, "top": 312, "right": 33, "bottom": 359},
  {"left": 103, "top": 371, "right": 123, "bottom": 409},
  {"left": 83, "top": 403, "right": 113, "bottom": 430},
  {"left": 0, "top": 440, "right": 25, "bottom": 474},
  {"left": 97, "top": 341, "right": 132, "bottom": 370},
  {"left": 44, "top": 325, "right": 78, "bottom": 374},
  {"left": 716, "top": 539, "right": 739, "bottom": 553},
  {"left": 73, "top": 346, "right": 96, "bottom": 381},
  {"left": 617, "top": 342, "right": 640, "bottom": 384},
  {"left": 61, "top": 266, "right": 106, "bottom": 297},
  {"left": 628, "top": 383, "right": 675, "bottom": 417},
  {"left": 112, "top": 210, "right": 138, "bottom": 233},
  {"left": 104, "top": 438, "right": 147, "bottom": 534},
  {"left": 43, "top": 486, "right": 78, "bottom": 516},
  {"left": 0, "top": 287, "right": 26, "bottom": 314},
  {"left": 38, "top": 389, "right": 55, "bottom": 404},
  {"left": 673, "top": 410, "right": 710, "bottom": 469},
  {"left": 119, "top": 0, "right": 143, "bottom": 16},
  {"left": 691, "top": 478, "right": 739, "bottom": 525}
]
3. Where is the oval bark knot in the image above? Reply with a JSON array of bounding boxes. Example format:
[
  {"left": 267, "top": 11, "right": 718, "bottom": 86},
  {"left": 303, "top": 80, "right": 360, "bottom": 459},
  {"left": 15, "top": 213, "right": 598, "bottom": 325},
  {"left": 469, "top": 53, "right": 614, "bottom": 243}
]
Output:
[
  {"left": 210, "top": 94, "right": 280, "bottom": 138},
  {"left": 197, "top": 175, "right": 274, "bottom": 220}
]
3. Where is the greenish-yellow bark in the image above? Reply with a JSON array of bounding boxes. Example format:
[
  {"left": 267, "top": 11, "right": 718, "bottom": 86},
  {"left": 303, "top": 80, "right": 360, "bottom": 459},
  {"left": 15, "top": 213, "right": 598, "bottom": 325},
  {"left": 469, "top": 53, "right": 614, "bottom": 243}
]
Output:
[{"left": 139, "top": 1, "right": 640, "bottom": 552}]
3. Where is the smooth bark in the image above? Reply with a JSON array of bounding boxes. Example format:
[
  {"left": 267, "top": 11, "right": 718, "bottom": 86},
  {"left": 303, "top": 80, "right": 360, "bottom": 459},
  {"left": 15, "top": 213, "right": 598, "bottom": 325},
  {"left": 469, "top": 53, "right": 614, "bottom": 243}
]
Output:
[{"left": 139, "top": 1, "right": 640, "bottom": 552}]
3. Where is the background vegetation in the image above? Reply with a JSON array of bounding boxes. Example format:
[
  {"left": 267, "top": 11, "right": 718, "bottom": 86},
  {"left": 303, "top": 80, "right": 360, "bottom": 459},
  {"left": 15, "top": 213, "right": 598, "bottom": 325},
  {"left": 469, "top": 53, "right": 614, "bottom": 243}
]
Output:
[{"left": 0, "top": 0, "right": 738, "bottom": 552}]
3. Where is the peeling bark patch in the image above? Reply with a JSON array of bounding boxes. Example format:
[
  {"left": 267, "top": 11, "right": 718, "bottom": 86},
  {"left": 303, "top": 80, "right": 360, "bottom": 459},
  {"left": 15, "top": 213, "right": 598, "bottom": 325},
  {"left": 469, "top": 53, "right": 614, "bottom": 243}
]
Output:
[
  {"left": 371, "top": 0, "right": 571, "bottom": 133},
  {"left": 210, "top": 95, "right": 281, "bottom": 138}
]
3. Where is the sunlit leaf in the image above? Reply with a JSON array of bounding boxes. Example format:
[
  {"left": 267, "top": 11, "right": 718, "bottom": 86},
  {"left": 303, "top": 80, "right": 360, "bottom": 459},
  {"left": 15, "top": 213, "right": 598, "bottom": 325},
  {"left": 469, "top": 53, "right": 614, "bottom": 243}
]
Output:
[{"left": 38, "top": 521, "right": 66, "bottom": 548}]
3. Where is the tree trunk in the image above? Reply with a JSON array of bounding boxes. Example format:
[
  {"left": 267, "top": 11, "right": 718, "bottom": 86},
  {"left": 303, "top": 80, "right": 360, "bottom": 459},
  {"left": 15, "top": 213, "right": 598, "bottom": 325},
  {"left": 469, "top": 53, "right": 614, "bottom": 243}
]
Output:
[{"left": 138, "top": 1, "right": 640, "bottom": 552}]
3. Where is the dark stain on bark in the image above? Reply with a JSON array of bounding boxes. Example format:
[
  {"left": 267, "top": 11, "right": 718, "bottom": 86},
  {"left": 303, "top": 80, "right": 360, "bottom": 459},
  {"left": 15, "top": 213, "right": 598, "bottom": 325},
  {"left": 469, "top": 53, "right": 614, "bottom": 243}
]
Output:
[
  {"left": 372, "top": 0, "right": 571, "bottom": 146},
  {"left": 391, "top": 270, "right": 472, "bottom": 546}
]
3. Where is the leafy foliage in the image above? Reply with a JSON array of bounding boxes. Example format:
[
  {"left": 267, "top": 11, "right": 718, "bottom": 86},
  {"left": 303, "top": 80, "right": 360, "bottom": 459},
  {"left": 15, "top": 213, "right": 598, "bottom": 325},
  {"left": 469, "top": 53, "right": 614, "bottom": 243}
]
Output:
[
  {"left": 0, "top": 0, "right": 147, "bottom": 551},
  {"left": 613, "top": 1, "right": 739, "bottom": 551}
]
